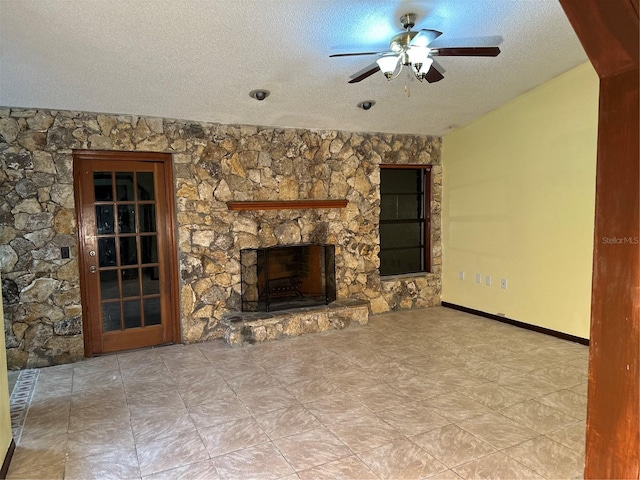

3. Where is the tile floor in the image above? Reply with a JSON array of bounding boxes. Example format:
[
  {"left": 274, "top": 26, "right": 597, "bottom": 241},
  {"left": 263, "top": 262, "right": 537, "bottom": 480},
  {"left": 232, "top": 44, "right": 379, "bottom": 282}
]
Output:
[{"left": 6, "top": 306, "right": 588, "bottom": 479}]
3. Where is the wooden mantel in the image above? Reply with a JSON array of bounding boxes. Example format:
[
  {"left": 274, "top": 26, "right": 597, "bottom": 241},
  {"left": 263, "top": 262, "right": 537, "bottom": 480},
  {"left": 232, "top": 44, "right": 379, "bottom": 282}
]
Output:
[{"left": 226, "top": 200, "right": 348, "bottom": 211}]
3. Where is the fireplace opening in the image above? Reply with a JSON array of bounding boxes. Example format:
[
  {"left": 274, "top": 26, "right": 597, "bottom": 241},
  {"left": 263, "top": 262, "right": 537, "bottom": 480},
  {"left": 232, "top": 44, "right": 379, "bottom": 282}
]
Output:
[{"left": 240, "top": 244, "right": 336, "bottom": 312}]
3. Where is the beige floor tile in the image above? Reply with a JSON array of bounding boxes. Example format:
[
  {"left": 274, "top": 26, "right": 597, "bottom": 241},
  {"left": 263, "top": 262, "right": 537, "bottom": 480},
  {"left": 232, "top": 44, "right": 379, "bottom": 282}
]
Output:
[
  {"left": 546, "top": 421, "right": 586, "bottom": 456},
  {"left": 64, "top": 446, "right": 140, "bottom": 480},
  {"left": 6, "top": 434, "right": 67, "bottom": 479},
  {"left": 457, "top": 412, "right": 539, "bottom": 450},
  {"left": 327, "top": 414, "right": 405, "bottom": 453},
  {"left": 569, "top": 382, "right": 588, "bottom": 396},
  {"left": 236, "top": 385, "right": 300, "bottom": 415},
  {"left": 528, "top": 363, "right": 587, "bottom": 389},
  {"left": 497, "top": 373, "right": 562, "bottom": 398},
  {"left": 272, "top": 426, "right": 352, "bottom": 471},
  {"left": 212, "top": 441, "right": 294, "bottom": 480},
  {"left": 119, "top": 359, "right": 171, "bottom": 379},
  {"left": 504, "top": 435, "right": 585, "bottom": 479},
  {"left": 126, "top": 388, "right": 185, "bottom": 413},
  {"left": 176, "top": 379, "right": 236, "bottom": 408},
  {"left": 284, "top": 376, "right": 344, "bottom": 403},
  {"left": 117, "top": 349, "right": 163, "bottom": 370},
  {"left": 142, "top": 459, "right": 221, "bottom": 480},
  {"left": 426, "top": 469, "right": 465, "bottom": 479},
  {"left": 402, "top": 355, "right": 458, "bottom": 376},
  {"left": 297, "top": 455, "right": 378, "bottom": 480},
  {"left": 187, "top": 393, "right": 251, "bottom": 429},
  {"left": 497, "top": 353, "right": 555, "bottom": 374},
  {"left": 30, "top": 382, "right": 72, "bottom": 402},
  {"left": 376, "top": 401, "right": 450, "bottom": 436},
  {"left": 346, "top": 384, "right": 412, "bottom": 412},
  {"left": 358, "top": 438, "right": 448, "bottom": 479},
  {"left": 214, "top": 358, "right": 267, "bottom": 379},
  {"left": 460, "top": 382, "right": 530, "bottom": 410},
  {"left": 304, "top": 393, "right": 373, "bottom": 424},
  {"left": 72, "top": 356, "right": 120, "bottom": 376},
  {"left": 19, "top": 400, "right": 70, "bottom": 442},
  {"left": 225, "top": 371, "right": 281, "bottom": 393},
  {"left": 452, "top": 451, "right": 544, "bottom": 479},
  {"left": 422, "top": 392, "right": 492, "bottom": 423},
  {"left": 385, "top": 375, "right": 455, "bottom": 401},
  {"left": 130, "top": 407, "right": 197, "bottom": 442},
  {"left": 537, "top": 388, "right": 588, "bottom": 420},
  {"left": 11, "top": 306, "right": 592, "bottom": 480},
  {"left": 70, "top": 384, "right": 127, "bottom": 411},
  {"left": 461, "top": 359, "right": 521, "bottom": 383},
  {"left": 136, "top": 430, "right": 209, "bottom": 477},
  {"left": 412, "top": 424, "right": 496, "bottom": 469},
  {"left": 122, "top": 375, "right": 178, "bottom": 397},
  {"left": 499, "top": 399, "right": 579, "bottom": 434},
  {"left": 253, "top": 404, "right": 322, "bottom": 440},
  {"left": 68, "top": 403, "right": 131, "bottom": 433},
  {"left": 323, "top": 367, "right": 383, "bottom": 392},
  {"left": 199, "top": 416, "right": 270, "bottom": 457},
  {"left": 66, "top": 422, "right": 135, "bottom": 458}
]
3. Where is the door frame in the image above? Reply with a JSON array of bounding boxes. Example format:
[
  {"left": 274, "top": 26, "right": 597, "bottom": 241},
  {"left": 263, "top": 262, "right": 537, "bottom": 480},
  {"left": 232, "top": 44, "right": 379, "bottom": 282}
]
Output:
[
  {"left": 73, "top": 150, "right": 181, "bottom": 357},
  {"left": 559, "top": 0, "right": 639, "bottom": 477}
]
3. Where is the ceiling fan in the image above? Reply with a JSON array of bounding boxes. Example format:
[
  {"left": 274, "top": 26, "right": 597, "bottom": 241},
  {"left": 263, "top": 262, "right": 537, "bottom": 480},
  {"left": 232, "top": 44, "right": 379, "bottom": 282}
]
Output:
[{"left": 330, "top": 13, "right": 501, "bottom": 84}]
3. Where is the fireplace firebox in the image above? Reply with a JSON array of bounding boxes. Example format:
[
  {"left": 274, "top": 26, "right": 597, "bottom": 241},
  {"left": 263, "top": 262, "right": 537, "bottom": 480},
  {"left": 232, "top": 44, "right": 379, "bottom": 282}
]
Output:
[{"left": 240, "top": 244, "right": 336, "bottom": 312}]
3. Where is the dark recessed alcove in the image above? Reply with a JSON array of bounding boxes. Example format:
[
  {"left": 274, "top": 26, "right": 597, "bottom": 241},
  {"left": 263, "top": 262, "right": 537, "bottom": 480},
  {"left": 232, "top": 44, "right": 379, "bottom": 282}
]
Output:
[{"left": 240, "top": 244, "right": 336, "bottom": 312}]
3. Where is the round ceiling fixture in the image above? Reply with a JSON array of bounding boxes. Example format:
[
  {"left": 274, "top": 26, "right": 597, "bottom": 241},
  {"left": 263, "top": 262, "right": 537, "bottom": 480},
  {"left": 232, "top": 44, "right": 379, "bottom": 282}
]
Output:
[
  {"left": 358, "top": 100, "right": 375, "bottom": 110},
  {"left": 249, "top": 89, "right": 269, "bottom": 101}
]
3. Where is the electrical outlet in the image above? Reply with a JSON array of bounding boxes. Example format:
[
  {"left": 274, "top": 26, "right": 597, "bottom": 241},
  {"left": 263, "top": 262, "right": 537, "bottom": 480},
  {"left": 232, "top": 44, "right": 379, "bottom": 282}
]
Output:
[
  {"left": 459, "top": 271, "right": 465, "bottom": 280},
  {"left": 486, "top": 275, "right": 492, "bottom": 286},
  {"left": 501, "top": 278, "right": 508, "bottom": 289},
  {"left": 475, "top": 273, "right": 482, "bottom": 284}
]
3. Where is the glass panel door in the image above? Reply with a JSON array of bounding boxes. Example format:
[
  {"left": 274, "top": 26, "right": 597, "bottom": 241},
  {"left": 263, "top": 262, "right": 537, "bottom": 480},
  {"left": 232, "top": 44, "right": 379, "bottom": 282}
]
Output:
[
  {"left": 94, "top": 170, "right": 162, "bottom": 333},
  {"left": 74, "top": 151, "right": 178, "bottom": 355}
]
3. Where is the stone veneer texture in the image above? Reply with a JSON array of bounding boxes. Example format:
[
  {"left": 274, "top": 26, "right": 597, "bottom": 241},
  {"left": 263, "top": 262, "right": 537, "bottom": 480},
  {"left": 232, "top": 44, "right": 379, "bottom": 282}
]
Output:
[{"left": 0, "top": 107, "right": 442, "bottom": 369}]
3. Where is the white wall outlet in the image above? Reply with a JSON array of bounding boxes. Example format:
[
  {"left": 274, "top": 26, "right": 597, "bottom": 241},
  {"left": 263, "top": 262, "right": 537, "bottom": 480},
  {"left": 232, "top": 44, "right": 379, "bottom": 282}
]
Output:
[
  {"left": 486, "top": 275, "right": 492, "bottom": 286},
  {"left": 501, "top": 278, "right": 508, "bottom": 289},
  {"left": 476, "top": 273, "right": 482, "bottom": 284},
  {"left": 459, "top": 271, "right": 465, "bottom": 280}
]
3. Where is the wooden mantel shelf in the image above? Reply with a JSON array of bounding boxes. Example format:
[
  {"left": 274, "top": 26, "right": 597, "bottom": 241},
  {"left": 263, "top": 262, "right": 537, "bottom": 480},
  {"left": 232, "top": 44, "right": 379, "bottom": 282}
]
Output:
[{"left": 226, "top": 200, "right": 348, "bottom": 211}]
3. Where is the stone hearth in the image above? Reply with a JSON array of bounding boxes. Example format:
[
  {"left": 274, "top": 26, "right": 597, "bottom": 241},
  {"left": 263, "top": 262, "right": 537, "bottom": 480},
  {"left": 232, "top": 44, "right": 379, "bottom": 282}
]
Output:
[{"left": 221, "top": 299, "right": 368, "bottom": 347}]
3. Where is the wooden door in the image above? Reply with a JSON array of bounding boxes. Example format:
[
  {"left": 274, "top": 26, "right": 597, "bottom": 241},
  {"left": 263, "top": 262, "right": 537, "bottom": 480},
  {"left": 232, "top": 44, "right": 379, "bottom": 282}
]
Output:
[{"left": 74, "top": 151, "right": 180, "bottom": 355}]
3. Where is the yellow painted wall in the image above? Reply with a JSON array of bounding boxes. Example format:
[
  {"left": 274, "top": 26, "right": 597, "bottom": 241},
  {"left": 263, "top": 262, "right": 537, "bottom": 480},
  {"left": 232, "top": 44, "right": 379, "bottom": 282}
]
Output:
[
  {"left": 442, "top": 62, "right": 598, "bottom": 339},
  {"left": 0, "top": 273, "right": 13, "bottom": 465}
]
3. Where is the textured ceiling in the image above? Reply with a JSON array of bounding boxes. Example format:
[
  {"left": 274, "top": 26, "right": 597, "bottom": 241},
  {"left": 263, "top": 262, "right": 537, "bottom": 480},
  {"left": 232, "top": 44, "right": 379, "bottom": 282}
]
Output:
[{"left": 0, "top": 0, "right": 588, "bottom": 136}]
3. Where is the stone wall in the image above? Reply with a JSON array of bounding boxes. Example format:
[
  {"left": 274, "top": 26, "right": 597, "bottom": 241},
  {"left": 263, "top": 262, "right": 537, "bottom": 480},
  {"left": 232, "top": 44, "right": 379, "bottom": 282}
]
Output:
[{"left": 0, "top": 107, "right": 442, "bottom": 369}]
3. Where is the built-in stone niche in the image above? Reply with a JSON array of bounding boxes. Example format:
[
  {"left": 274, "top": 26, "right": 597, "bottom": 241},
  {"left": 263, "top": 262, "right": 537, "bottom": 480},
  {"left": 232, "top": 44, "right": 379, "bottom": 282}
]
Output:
[{"left": 240, "top": 244, "right": 336, "bottom": 312}]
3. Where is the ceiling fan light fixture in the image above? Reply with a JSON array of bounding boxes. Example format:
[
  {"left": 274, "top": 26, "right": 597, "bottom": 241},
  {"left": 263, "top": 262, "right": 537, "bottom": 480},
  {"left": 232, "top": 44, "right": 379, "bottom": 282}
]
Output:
[
  {"left": 412, "top": 57, "right": 433, "bottom": 79},
  {"left": 376, "top": 54, "right": 400, "bottom": 79},
  {"left": 408, "top": 46, "right": 430, "bottom": 69}
]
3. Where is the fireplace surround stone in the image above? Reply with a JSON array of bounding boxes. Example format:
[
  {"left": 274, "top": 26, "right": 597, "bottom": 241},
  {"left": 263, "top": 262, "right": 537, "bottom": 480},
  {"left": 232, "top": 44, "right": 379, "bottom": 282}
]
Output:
[{"left": 221, "top": 298, "right": 369, "bottom": 347}]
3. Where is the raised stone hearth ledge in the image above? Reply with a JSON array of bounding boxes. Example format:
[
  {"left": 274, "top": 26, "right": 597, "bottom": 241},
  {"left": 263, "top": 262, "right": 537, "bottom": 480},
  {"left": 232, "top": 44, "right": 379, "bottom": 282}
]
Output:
[
  {"left": 226, "top": 200, "right": 348, "bottom": 210},
  {"left": 222, "top": 299, "right": 369, "bottom": 347}
]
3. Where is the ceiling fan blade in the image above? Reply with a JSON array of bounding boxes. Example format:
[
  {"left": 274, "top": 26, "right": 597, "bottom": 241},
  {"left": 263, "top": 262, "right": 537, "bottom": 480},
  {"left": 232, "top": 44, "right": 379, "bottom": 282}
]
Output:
[
  {"left": 431, "top": 46, "right": 500, "bottom": 57},
  {"left": 411, "top": 29, "right": 443, "bottom": 47},
  {"left": 330, "top": 51, "right": 386, "bottom": 58},
  {"left": 424, "top": 65, "right": 444, "bottom": 83},
  {"left": 348, "top": 65, "right": 381, "bottom": 83}
]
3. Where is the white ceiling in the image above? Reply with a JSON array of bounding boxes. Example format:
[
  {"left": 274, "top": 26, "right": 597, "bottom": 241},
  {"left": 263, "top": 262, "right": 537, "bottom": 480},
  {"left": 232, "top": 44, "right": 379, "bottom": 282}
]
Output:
[{"left": 0, "top": 0, "right": 588, "bottom": 136}]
